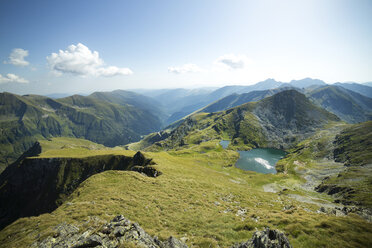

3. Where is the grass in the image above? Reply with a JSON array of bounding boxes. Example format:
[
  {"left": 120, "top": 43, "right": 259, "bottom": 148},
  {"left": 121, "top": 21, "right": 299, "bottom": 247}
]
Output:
[
  {"left": 277, "top": 122, "right": 372, "bottom": 208},
  {"left": 36, "top": 137, "right": 131, "bottom": 158},
  {"left": 0, "top": 138, "right": 371, "bottom": 248}
]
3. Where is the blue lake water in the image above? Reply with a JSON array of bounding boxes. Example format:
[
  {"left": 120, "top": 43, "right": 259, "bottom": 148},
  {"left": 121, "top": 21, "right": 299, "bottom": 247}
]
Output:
[
  {"left": 235, "top": 148, "right": 286, "bottom": 174},
  {"left": 219, "top": 140, "right": 230, "bottom": 149}
]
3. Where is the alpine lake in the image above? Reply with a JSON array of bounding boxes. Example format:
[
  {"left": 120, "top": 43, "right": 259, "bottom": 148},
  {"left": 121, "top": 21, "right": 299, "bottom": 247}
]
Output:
[{"left": 219, "top": 140, "right": 286, "bottom": 174}]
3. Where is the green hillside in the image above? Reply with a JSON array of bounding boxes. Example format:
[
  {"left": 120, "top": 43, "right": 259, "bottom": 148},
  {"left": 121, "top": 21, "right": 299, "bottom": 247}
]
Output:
[
  {"left": 0, "top": 135, "right": 371, "bottom": 247},
  {"left": 199, "top": 86, "right": 372, "bottom": 124},
  {"left": 0, "top": 92, "right": 162, "bottom": 171},
  {"left": 308, "top": 86, "right": 372, "bottom": 123},
  {"left": 0, "top": 90, "right": 371, "bottom": 248},
  {"left": 139, "top": 90, "right": 340, "bottom": 151},
  {"left": 199, "top": 87, "right": 293, "bottom": 113},
  {"left": 89, "top": 89, "right": 167, "bottom": 125}
]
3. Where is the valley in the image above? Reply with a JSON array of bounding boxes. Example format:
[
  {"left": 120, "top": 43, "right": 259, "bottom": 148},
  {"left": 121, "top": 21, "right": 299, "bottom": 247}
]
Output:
[
  {"left": 2, "top": 1, "right": 372, "bottom": 247},
  {"left": 0, "top": 82, "right": 371, "bottom": 247}
]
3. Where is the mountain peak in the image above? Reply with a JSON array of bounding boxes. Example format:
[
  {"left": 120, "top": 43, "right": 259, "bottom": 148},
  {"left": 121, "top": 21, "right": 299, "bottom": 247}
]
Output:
[{"left": 289, "top": 78, "right": 326, "bottom": 88}]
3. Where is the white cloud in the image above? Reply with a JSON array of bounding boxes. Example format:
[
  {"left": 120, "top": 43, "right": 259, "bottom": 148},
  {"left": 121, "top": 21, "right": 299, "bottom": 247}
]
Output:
[
  {"left": 4, "top": 48, "right": 30, "bottom": 66},
  {"left": 215, "top": 54, "right": 250, "bottom": 69},
  {"left": 47, "top": 43, "right": 132, "bottom": 77},
  {"left": 168, "top": 64, "right": 202, "bottom": 74},
  {"left": 0, "top": 73, "right": 29, "bottom": 84},
  {"left": 96, "top": 66, "right": 133, "bottom": 77}
]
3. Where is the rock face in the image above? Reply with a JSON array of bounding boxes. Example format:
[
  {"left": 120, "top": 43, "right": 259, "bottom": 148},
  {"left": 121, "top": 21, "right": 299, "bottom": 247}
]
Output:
[
  {"left": 33, "top": 215, "right": 188, "bottom": 248},
  {"left": 133, "top": 151, "right": 154, "bottom": 166},
  {"left": 0, "top": 150, "right": 160, "bottom": 230},
  {"left": 132, "top": 165, "right": 162, "bottom": 177},
  {"left": 231, "top": 228, "right": 292, "bottom": 248}
]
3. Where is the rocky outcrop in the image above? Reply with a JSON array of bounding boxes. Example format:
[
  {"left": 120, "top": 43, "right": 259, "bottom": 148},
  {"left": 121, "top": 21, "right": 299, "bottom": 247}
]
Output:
[
  {"left": 231, "top": 228, "right": 292, "bottom": 248},
  {"left": 0, "top": 151, "right": 160, "bottom": 230},
  {"left": 33, "top": 215, "right": 188, "bottom": 248},
  {"left": 11, "top": 141, "right": 42, "bottom": 164},
  {"left": 133, "top": 151, "right": 154, "bottom": 166},
  {"left": 132, "top": 165, "right": 162, "bottom": 177}
]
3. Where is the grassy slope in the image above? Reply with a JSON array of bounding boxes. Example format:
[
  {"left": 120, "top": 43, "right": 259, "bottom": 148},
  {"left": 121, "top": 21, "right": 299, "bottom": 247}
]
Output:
[
  {"left": 143, "top": 105, "right": 267, "bottom": 152},
  {"left": 333, "top": 121, "right": 372, "bottom": 166},
  {"left": 277, "top": 121, "right": 372, "bottom": 208},
  {"left": 0, "top": 92, "right": 162, "bottom": 171},
  {"left": 318, "top": 121, "right": 372, "bottom": 207},
  {"left": 308, "top": 86, "right": 372, "bottom": 123},
  {"left": 140, "top": 90, "right": 339, "bottom": 152},
  {"left": 89, "top": 90, "right": 167, "bottom": 125},
  {"left": 0, "top": 138, "right": 371, "bottom": 248}
]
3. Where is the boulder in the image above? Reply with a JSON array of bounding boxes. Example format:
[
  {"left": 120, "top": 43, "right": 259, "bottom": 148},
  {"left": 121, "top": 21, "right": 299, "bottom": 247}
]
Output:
[
  {"left": 231, "top": 228, "right": 292, "bottom": 248},
  {"left": 162, "top": 236, "right": 188, "bottom": 248}
]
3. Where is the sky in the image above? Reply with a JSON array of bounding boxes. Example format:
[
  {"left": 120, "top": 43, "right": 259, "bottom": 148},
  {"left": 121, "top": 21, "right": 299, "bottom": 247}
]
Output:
[{"left": 0, "top": 0, "right": 372, "bottom": 95}]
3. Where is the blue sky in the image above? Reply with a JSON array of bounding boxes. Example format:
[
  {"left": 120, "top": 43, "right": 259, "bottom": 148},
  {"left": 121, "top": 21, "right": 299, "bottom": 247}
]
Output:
[{"left": 0, "top": 0, "right": 371, "bottom": 94}]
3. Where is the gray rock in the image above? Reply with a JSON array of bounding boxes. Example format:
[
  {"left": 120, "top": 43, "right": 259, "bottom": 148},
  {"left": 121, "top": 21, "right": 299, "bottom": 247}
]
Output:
[
  {"left": 161, "top": 236, "right": 188, "bottom": 248},
  {"left": 33, "top": 215, "right": 188, "bottom": 248},
  {"left": 72, "top": 234, "right": 102, "bottom": 248},
  {"left": 131, "top": 165, "right": 162, "bottom": 177},
  {"left": 54, "top": 222, "right": 80, "bottom": 237},
  {"left": 231, "top": 228, "right": 292, "bottom": 248}
]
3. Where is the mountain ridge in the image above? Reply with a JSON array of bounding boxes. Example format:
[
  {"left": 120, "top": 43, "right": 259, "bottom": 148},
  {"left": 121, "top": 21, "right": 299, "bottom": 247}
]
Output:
[
  {"left": 139, "top": 90, "right": 340, "bottom": 151},
  {"left": 0, "top": 92, "right": 162, "bottom": 171}
]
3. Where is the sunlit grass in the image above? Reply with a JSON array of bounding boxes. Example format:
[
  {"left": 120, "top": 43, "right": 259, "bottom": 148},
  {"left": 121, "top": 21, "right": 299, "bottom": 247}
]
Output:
[{"left": 0, "top": 138, "right": 371, "bottom": 248}]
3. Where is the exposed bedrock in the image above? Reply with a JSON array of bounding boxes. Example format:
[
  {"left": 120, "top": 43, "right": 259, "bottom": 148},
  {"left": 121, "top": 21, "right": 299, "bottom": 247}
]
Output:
[{"left": 0, "top": 146, "right": 159, "bottom": 230}]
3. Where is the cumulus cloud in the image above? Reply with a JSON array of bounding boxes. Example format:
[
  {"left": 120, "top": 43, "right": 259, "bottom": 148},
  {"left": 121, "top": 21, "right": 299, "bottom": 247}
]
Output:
[
  {"left": 96, "top": 66, "right": 133, "bottom": 77},
  {"left": 0, "top": 73, "right": 29, "bottom": 84},
  {"left": 4, "top": 48, "right": 30, "bottom": 66},
  {"left": 47, "top": 43, "right": 132, "bottom": 77},
  {"left": 215, "top": 54, "right": 250, "bottom": 69},
  {"left": 168, "top": 64, "right": 202, "bottom": 74}
]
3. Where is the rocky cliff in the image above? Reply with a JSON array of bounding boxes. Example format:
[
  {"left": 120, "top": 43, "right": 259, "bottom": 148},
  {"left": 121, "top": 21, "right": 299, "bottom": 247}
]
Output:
[{"left": 0, "top": 146, "right": 159, "bottom": 230}]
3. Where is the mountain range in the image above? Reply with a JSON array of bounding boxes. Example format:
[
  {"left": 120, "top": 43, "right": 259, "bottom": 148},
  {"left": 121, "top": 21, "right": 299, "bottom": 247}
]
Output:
[
  {"left": 1, "top": 78, "right": 371, "bottom": 171},
  {"left": 133, "top": 78, "right": 372, "bottom": 125},
  {"left": 0, "top": 92, "right": 163, "bottom": 171},
  {"left": 198, "top": 85, "right": 372, "bottom": 124},
  {"left": 0, "top": 83, "right": 372, "bottom": 247},
  {"left": 137, "top": 90, "right": 339, "bottom": 151}
]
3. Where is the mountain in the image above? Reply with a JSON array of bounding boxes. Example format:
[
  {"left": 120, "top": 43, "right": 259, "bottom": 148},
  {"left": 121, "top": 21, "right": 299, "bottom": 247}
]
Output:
[
  {"left": 0, "top": 92, "right": 162, "bottom": 171},
  {"left": 45, "top": 93, "right": 75, "bottom": 99},
  {"left": 334, "top": 82, "right": 372, "bottom": 98},
  {"left": 0, "top": 90, "right": 371, "bottom": 247},
  {"left": 199, "top": 87, "right": 297, "bottom": 113},
  {"left": 141, "top": 90, "right": 340, "bottom": 151},
  {"left": 134, "top": 79, "right": 283, "bottom": 125},
  {"left": 208, "top": 79, "right": 282, "bottom": 100},
  {"left": 279, "top": 78, "right": 326, "bottom": 89},
  {"left": 199, "top": 85, "right": 372, "bottom": 124},
  {"left": 89, "top": 89, "right": 167, "bottom": 125},
  {"left": 308, "top": 85, "right": 372, "bottom": 123}
]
